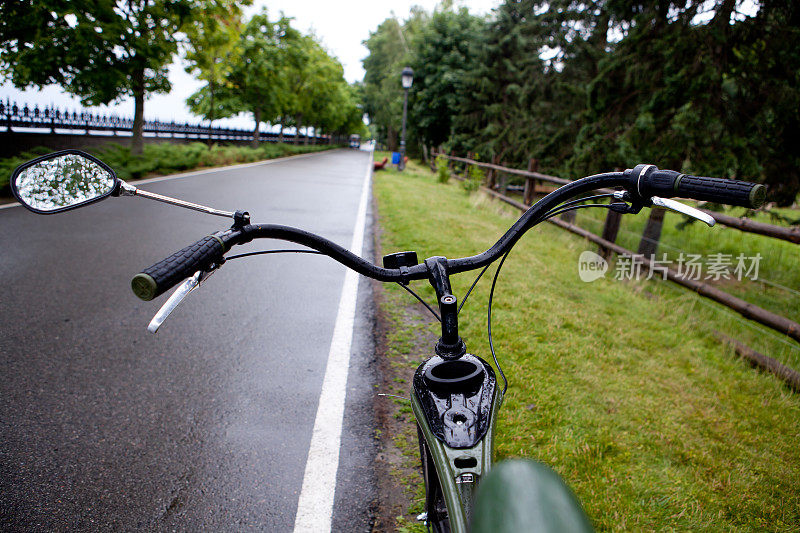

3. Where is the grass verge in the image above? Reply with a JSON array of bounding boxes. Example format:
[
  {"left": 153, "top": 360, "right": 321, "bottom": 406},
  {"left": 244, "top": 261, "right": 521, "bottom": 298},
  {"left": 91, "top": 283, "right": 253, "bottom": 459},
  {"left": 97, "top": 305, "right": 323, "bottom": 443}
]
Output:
[
  {"left": 0, "top": 141, "right": 338, "bottom": 197},
  {"left": 372, "top": 158, "right": 800, "bottom": 532}
]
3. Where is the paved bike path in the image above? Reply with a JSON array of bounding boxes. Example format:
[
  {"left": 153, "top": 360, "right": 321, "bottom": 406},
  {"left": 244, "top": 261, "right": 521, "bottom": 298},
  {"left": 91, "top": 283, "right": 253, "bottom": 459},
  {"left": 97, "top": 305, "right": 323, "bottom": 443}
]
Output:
[{"left": 0, "top": 149, "right": 377, "bottom": 531}]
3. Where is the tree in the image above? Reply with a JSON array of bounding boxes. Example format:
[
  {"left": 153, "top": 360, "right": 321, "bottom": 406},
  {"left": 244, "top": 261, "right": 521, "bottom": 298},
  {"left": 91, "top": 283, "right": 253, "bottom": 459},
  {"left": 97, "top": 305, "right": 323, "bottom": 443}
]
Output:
[
  {"left": 362, "top": 9, "right": 428, "bottom": 151},
  {"left": 186, "top": 9, "right": 301, "bottom": 145},
  {"left": 452, "top": 0, "right": 550, "bottom": 165},
  {"left": 571, "top": 0, "right": 800, "bottom": 203},
  {"left": 377, "top": 0, "right": 799, "bottom": 202},
  {"left": 728, "top": 1, "right": 800, "bottom": 205},
  {"left": 0, "top": 0, "right": 226, "bottom": 155},
  {"left": 337, "top": 84, "right": 369, "bottom": 139},
  {"left": 186, "top": 11, "right": 363, "bottom": 145},
  {"left": 295, "top": 39, "right": 357, "bottom": 144},
  {"left": 408, "top": 6, "right": 486, "bottom": 149},
  {"left": 283, "top": 35, "right": 330, "bottom": 145},
  {"left": 183, "top": 0, "right": 249, "bottom": 124}
]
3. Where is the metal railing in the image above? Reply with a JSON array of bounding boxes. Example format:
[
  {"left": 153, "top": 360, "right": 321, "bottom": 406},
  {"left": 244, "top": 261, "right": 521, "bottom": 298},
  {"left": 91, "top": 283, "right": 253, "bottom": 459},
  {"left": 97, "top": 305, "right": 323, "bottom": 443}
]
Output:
[{"left": 0, "top": 99, "right": 319, "bottom": 142}]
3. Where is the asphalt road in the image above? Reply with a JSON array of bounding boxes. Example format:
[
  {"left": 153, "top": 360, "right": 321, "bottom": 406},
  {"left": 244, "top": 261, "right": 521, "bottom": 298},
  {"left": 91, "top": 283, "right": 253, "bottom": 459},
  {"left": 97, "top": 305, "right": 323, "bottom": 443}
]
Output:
[{"left": 0, "top": 149, "right": 378, "bottom": 531}]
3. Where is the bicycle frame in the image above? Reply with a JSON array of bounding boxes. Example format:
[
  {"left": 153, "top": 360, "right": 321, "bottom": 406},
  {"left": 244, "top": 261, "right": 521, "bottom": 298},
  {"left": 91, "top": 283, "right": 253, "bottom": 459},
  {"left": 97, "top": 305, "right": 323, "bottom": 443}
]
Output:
[
  {"left": 398, "top": 253, "right": 503, "bottom": 532},
  {"left": 412, "top": 354, "right": 502, "bottom": 531}
]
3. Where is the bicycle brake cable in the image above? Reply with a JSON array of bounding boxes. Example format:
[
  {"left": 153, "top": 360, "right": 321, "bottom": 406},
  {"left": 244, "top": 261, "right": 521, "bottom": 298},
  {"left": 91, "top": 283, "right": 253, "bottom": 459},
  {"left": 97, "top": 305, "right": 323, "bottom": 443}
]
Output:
[
  {"left": 458, "top": 263, "right": 492, "bottom": 314},
  {"left": 537, "top": 202, "right": 620, "bottom": 223},
  {"left": 488, "top": 249, "right": 510, "bottom": 396},
  {"left": 225, "top": 249, "right": 324, "bottom": 260},
  {"left": 460, "top": 196, "right": 620, "bottom": 315},
  {"left": 486, "top": 200, "right": 625, "bottom": 397},
  {"left": 226, "top": 249, "right": 442, "bottom": 322},
  {"left": 547, "top": 192, "right": 617, "bottom": 211},
  {"left": 397, "top": 282, "right": 442, "bottom": 322}
]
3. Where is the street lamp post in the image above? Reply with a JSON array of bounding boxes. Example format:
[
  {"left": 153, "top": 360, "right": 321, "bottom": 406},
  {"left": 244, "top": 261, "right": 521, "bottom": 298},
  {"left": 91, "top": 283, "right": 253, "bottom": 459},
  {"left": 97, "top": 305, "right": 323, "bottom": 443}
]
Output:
[{"left": 399, "top": 66, "right": 413, "bottom": 171}]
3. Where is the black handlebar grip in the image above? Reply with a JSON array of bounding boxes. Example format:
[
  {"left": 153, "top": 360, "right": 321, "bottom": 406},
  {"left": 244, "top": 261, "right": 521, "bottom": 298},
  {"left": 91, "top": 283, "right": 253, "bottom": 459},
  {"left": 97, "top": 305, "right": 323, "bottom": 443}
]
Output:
[
  {"left": 675, "top": 174, "right": 766, "bottom": 209},
  {"left": 131, "top": 235, "right": 225, "bottom": 301}
]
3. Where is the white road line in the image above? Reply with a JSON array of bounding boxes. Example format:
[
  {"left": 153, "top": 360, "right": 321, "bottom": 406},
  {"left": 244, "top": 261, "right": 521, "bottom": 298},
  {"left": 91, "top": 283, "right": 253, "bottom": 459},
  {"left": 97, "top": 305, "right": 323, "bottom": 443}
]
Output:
[
  {"left": 293, "top": 154, "right": 372, "bottom": 532},
  {"left": 0, "top": 149, "right": 333, "bottom": 211}
]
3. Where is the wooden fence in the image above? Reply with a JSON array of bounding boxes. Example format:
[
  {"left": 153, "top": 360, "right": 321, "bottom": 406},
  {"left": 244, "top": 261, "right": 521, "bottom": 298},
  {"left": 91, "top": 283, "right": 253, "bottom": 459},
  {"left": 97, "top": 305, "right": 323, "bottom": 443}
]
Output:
[
  {"left": 431, "top": 150, "right": 800, "bottom": 347},
  {"left": 432, "top": 150, "right": 798, "bottom": 244}
]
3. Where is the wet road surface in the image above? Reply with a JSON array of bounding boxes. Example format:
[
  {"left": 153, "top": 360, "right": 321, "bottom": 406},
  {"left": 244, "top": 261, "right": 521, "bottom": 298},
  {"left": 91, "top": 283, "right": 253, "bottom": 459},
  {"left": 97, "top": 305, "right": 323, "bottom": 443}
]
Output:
[{"left": 0, "top": 149, "right": 378, "bottom": 531}]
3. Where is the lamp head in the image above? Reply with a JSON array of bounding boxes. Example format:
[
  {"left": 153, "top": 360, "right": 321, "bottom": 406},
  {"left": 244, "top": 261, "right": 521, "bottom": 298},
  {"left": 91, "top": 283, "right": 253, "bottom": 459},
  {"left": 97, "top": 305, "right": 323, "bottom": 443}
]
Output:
[{"left": 401, "top": 66, "right": 414, "bottom": 89}]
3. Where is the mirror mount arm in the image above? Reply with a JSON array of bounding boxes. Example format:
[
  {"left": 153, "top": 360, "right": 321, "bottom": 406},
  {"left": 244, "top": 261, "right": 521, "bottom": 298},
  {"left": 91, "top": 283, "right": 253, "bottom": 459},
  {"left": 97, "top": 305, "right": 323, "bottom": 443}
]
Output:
[{"left": 116, "top": 181, "right": 236, "bottom": 219}]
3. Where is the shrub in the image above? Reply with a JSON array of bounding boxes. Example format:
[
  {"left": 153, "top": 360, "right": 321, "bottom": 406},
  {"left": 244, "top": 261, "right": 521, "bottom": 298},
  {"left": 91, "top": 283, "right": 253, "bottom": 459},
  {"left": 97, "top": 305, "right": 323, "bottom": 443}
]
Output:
[
  {"left": 0, "top": 146, "right": 53, "bottom": 195},
  {"left": 462, "top": 163, "right": 484, "bottom": 193},
  {"left": 435, "top": 155, "right": 450, "bottom": 183}
]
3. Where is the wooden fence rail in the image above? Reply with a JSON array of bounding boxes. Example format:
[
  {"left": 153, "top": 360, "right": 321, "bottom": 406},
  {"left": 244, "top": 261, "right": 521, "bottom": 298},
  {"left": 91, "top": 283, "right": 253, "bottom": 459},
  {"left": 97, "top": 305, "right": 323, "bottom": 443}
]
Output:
[
  {"left": 431, "top": 150, "right": 800, "bottom": 345},
  {"left": 699, "top": 208, "right": 800, "bottom": 244},
  {"left": 431, "top": 150, "right": 799, "bottom": 245}
]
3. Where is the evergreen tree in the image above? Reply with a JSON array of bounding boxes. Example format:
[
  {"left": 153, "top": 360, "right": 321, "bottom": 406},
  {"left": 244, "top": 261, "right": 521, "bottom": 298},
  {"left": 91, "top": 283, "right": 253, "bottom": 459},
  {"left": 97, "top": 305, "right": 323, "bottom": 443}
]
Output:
[{"left": 408, "top": 6, "right": 485, "bottom": 149}]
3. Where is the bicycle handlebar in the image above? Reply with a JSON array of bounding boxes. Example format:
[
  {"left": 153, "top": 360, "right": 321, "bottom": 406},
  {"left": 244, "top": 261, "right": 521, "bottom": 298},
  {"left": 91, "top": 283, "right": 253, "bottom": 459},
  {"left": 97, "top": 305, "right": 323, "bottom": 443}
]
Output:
[
  {"left": 130, "top": 165, "right": 765, "bottom": 300},
  {"left": 630, "top": 164, "right": 766, "bottom": 209}
]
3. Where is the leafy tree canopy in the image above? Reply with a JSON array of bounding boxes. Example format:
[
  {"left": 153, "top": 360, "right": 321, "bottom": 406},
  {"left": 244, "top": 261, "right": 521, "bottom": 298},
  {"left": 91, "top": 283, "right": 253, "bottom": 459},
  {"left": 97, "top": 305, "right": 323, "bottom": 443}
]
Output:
[
  {"left": 362, "top": 0, "right": 800, "bottom": 204},
  {"left": 186, "top": 9, "right": 363, "bottom": 144},
  {"left": 0, "top": 0, "right": 237, "bottom": 154}
]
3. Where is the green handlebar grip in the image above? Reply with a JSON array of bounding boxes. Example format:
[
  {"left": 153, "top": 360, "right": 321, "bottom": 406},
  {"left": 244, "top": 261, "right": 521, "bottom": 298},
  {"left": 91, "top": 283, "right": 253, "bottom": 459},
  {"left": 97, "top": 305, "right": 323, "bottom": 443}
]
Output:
[{"left": 131, "top": 235, "right": 224, "bottom": 301}]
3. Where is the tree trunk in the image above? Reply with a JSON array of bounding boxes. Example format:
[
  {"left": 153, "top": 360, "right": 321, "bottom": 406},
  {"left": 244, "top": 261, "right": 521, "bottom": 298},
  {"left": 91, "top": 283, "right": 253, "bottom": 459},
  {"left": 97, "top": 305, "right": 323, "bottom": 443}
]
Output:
[
  {"left": 131, "top": 67, "right": 145, "bottom": 156},
  {"left": 386, "top": 126, "right": 398, "bottom": 152},
  {"left": 712, "top": 0, "right": 736, "bottom": 29},
  {"left": 278, "top": 119, "right": 284, "bottom": 143},
  {"left": 252, "top": 107, "right": 262, "bottom": 147},
  {"left": 294, "top": 114, "right": 302, "bottom": 145}
]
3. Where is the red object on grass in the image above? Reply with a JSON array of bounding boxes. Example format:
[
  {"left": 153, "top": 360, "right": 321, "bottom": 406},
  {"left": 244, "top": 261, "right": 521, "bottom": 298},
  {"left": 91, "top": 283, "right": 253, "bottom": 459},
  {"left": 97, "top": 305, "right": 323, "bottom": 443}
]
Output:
[{"left": 373, "top": 157, "right": 388, "bottom": 171}]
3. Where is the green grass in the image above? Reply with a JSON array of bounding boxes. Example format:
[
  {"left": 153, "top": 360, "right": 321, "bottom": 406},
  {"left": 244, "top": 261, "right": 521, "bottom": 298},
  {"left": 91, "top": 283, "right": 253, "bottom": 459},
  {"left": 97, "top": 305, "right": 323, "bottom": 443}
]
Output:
[
  {"left": 373, "top": 160, "right": 800, "bottom": 532},
  {"left": 1, "top": 142, "right": 338, "bottom": 195},
  {"left": 574, "top": 206, "right": 800, "bottom": 325}
]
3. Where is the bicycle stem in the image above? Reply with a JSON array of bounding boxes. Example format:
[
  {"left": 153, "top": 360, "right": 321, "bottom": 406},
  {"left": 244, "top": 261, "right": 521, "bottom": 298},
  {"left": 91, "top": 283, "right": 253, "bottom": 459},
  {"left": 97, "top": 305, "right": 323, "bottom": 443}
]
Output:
[{"left": 426, "top": 256, "right": 467, "bottom": 359}]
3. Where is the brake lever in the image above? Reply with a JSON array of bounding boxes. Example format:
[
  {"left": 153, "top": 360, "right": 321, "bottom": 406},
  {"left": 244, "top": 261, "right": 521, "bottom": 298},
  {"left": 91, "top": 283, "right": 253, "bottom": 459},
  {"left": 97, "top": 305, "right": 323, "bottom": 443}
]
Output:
[
  {"left": 147, "top": 268, "right": 217, "bottom": 333},
  {"left": 650, "top": 196, "right": 715, "bottom": 227}
]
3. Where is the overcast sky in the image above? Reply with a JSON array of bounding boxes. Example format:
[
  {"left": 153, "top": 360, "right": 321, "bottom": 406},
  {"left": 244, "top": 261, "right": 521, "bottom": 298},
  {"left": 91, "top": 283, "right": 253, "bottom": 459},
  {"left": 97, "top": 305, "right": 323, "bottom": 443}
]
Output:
[{"left": 1, "top": 0, "right": 499, "bottom": 130}]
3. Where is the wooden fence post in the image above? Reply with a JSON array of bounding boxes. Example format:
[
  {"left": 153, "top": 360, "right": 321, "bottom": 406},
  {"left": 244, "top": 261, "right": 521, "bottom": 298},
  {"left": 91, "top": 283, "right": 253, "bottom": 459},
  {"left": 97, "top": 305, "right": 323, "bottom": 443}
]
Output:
[
  {"left": 560, "top": 209, "right": 577, "bottom": 224},
  {"left": 523, "top": 158, "right": 538, "bottom": 205},
  {"left": 486, "top": 154, "right": 499, "bottom": 189},
  {"left": 599, "top": 210, "right": 623, "bottom": 260},
  {"left": 499, "top": 161, "right": 509, "bottom": 196},
  {"left": 637, "top": 208, "right": 665, "bottom": 257}
]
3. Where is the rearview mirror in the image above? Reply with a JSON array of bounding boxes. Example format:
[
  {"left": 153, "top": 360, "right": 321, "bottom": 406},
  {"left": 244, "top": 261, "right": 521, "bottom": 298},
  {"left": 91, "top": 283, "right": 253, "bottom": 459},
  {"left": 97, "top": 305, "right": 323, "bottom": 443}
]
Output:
[{"left": 10, "top": 150, "right": 119, "bottom": 214}]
